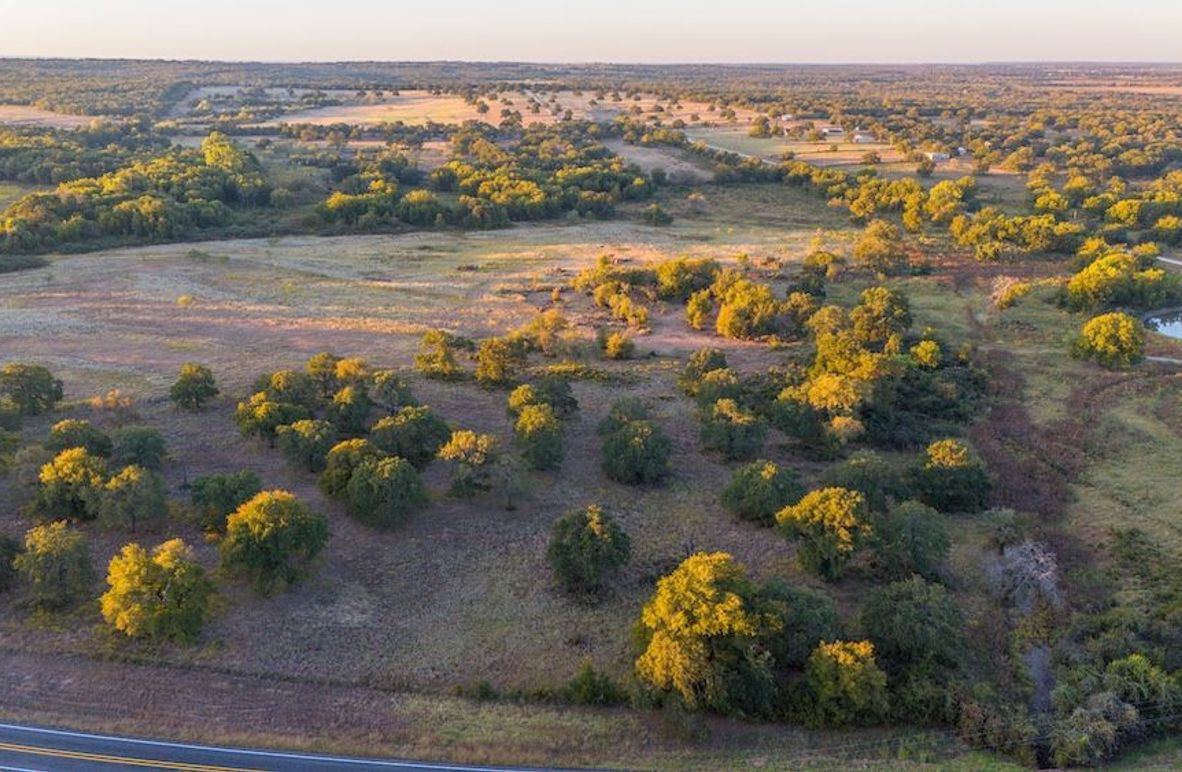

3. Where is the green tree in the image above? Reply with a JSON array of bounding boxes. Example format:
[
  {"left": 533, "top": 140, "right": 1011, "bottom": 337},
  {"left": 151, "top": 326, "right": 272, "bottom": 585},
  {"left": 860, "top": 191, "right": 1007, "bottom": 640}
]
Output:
[
  {"left": 100, "top": 538, "right": 214, "bottom": 642},
  {"left": 369, "top": 369, "right": 417, "bottom": 412},
  {"left": 46, "top": 419, "right": 112, "bottom": 457},
  {"left": 776, "top": 487, "right": 871, "bottom": 581},
  {"left": 220, "top": 490, "right": 329, "bottom": 593},
  {"left": 370, "top": 406, "right": 450, "bottom": 468},
  {"left": 803, "top": 640, "right": 889, "bottom": 727},
  {"left": 679, "top": 348, "right": 728, "bottom": 396},
  {"left": 111, "top": 426, "right": 167, "bottom": 470},
  {"left": 13, "top": 521, "right": 93, "bottom": 609},
  {"left": 318, "top": 438, "right": 380, "bottom": 499},
  {"left": 908, "top": 438, "right": 991, "bottom": 513},
  {"left": 304, "top": 351, "right": 342, "bottom": 398},
  {"left": 0, "top": 363, "right": 63, "bottom": 415},
  {"left": 326, "top": 385, "right": 371, "bottom": 435},
  {"left": 601, "top": 420, "right": 672, "bottom": 485},
  {"left": 757, "top": 580, "right": 840, "bottom": 669},
  {"left": 437, "top": 430, "right": 499, "bottom": 496},
  {"left": 475, "top": 336, "right": 527, "bottom": 387},
  {"left": 414, "top": 330, "right": 467, "bottom": 380},
  {"left": 700, "top": 399, "right": 767, "bottom": 461},
  {"left": 720, "top": 460, "right": 804, "bottom": 526},
  {"left": 345, "top": 455, "right": 429, "bottom": 528},
  {"left": 635, "top": 552, "right": 775, "bottom": 715},
  {"left": 850, "top": 286, "right": 912, "bottom": 346},
  {"left": 547, "top": 505, "right": 631, "bottom": 596},
  {"left": 515, "top": 403, "right": 564, "bottom": 471},
  {"left": 169, "top": 363, "right": 219, "bottom": 410},
  {"left": 507, "top": 379, "right": 578, "bottom": 420},
  {"left": 190, "top": 470, "right": 261, "bottom": 534},
  {"left": 873, "top": 501, "right": 950, "bottom": 581},
  {"left": 276, "top": 419, "right": 338, "bottom": 473},
  {"left": 93, "top": 464, "right": 167, "bottom": 532},
  {"left": 862, "top": 577, "right": 964, "bottom": 671},
  {"left": 853, "top": 219, "right": 907, "bottom": 274},
  {"left": 1072, "top": 312, "right": 1145, "bottom": 370},
  {"left": 820, "top": 450, "right": 908, "bottom": 513},
  {"left": 0, "top": 534, "right": 21, "bottom": 593},
  {"left": 234, "top": 392, "right": 310, "bottom": 447},
  {"left": 34, "top": 447, "right": 107, "bottom": 521}
]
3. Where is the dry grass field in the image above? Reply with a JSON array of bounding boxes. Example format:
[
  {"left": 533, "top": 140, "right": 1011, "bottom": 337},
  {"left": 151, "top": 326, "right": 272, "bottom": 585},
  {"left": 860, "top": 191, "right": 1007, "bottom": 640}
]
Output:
[
  {"left": 0, "top": 104, "right": 97, "bottom": 128},
  {"left": 254, "top": 88, "right": 762, "bottom": 128}
]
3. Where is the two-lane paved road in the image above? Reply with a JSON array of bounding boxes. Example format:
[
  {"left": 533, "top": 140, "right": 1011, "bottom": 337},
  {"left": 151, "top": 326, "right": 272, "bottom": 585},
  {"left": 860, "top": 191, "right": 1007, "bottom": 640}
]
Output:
[{"left": 0, "top": 723, "right": 529, "bottom": 771}]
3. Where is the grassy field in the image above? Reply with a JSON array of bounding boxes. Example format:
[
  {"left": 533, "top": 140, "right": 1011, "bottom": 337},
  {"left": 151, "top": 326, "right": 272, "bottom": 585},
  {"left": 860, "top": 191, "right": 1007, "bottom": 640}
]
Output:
[
  {"left": 0, "top": 103, "right": 96, "bottom": 128},
  {"left": 2, "top": 174, "right": 1180, "bottom": 767},
  {"left": 0, "top": 182, "right": 35, "bottom": 209}
]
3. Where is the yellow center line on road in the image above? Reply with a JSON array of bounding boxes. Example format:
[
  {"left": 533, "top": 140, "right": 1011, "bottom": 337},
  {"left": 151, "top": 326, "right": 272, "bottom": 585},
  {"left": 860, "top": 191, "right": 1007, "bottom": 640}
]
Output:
[{"left": 0, "top": 740, "right": 261, "bottom": 771}]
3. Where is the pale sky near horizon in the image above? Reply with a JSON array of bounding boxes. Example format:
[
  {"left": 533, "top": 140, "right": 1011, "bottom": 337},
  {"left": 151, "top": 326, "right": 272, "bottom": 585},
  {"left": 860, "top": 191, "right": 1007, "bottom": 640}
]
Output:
[{"left": 0, "top": 0, "right": 1179, "bottom": 64}]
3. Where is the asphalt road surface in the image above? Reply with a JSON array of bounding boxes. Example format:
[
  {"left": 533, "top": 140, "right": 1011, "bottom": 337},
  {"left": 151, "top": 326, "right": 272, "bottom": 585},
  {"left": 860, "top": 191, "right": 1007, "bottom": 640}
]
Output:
[{"left": 0, "top": 723, "right": 536, "bottom": 771}]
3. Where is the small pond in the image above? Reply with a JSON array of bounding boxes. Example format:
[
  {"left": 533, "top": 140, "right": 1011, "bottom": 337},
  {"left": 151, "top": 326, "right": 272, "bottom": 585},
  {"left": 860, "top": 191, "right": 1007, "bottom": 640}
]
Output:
[{"left": 1145, "top": 310, "right": 1182, "bottom": 340}]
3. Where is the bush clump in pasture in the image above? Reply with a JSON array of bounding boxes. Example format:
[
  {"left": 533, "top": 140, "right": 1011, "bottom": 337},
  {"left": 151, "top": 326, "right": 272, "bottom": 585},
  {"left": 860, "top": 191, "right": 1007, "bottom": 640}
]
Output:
[
  {"left": 100, "top": 538, "right": 214, "bottom": 643},
  {"left": 370, "top": 406, "right": 450, "bottom": 468},
  {"left": 776, "top": 487, "right": 871, "bottom": 581},
  {"left": 345, "top": 455, "right": 429, "bottom": 528},
  {"left": 908, "top": 438, "right": 991, "bottom": 513},
  {"left": 720, "top": 460, "right": 804, "bottom": 526},
  {"left": 276, "top": 419, "right": 338, "bottom": 473},
  {"left": 0, "top": 363, "right": 63, "bottom": 415},
  {"left": 547, "top": 505, "right": 631, "bottom": 596},
  {"left": 190, "top": 470, "right": 261, "bottom": 534},
  {"left": 220, "top": 490, "right": 329, "bottom": 594},
  {"left": 169, "top": 363, "right": 219, "bottom": 411},
  {"left": 1071, "top": 312, "right": 1145, "bottom": 370},
  {"left": 13, "top": 521, "right": 93, "bottom": 610}
]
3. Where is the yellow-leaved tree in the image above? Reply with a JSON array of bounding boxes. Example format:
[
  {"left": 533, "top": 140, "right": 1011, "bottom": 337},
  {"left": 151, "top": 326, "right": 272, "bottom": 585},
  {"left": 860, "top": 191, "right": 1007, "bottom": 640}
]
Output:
[{"left": 101, "top": 538, "right": 214, "bottom": 643}]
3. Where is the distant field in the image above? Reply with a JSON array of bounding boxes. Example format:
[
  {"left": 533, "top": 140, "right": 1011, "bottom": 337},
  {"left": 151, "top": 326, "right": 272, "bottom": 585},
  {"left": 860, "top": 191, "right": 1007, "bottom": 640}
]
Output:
[
  {"left": 0, "top": 183, "right": 34, "bottom": 208},
  {"left": 602, "top": 139, "right": 713, "bottom": 183},
  {"left": 250, "top": 88, "right": 761, "bottom": 128},
  {"left": 0, "top": 103, "right": 96, "bottom": 128},
  {"left": 686, "top": 126, "right": 903, "bottom": 166}
]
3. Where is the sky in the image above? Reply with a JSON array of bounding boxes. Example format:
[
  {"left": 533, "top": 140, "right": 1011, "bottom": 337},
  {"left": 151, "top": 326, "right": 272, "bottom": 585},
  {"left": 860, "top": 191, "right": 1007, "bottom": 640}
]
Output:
[{"left": 1, "top": 0, "right": 1180, "bottom": 63}]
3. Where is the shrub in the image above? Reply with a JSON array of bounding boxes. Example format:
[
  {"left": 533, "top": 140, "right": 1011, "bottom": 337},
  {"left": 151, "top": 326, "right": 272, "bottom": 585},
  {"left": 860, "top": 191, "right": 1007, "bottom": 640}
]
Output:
[
  {"left": 597, "top": 397, "right": 651, "bottom": 436},
  {"left": 33, "top": 447, "right": 107, "bottom": 521},
  {"left": 564, "top": 659, "right": 628, "bottom": 706},
  {"left": 515, "top": 403, "right": 564, "bottom": 471},
  {"left": 0, "top": 363, "right": 63, "bottom": 415},
  {"left": 345, "top": 455, "right": 429, "bottom": 528},
  {"left": 693, "top": 368, "right": 742, "bottom": 408},
  {"left": 190, "top": 470, "right": 262, "bottom": 534},
  {"left": 414, "top": 329, "right": 468, "bottom": 380},
  {"left": 0, "top": 534, "right": 21, "bottom": 593},
  {"left": 13, "top": 521, "right": 93, "bottom": 609},
  {"left": 655, "top": 257, "right": 719, "bottom": 301},
  {"left": 111, "top": 426, "right": 167, "bottom": 470},
  {"left": 93, "top": 465, "right": 167, "bottom": 532},
  {"left": 909, "top": 439, "right": 991, "bottom": 513},
  {"left": 507, "top": 379, "right": 578, "bottom": 420},
  {"left": 802, "top": 641, "right": 889, "bottom": 727},
  {"left": 1072, "top": 312, "right": 1145, "bottom": 370},
  {"left": 326, "top": 385, "right": 372, "bottom": 435},
  {"left": 820, "top": 450, "right": 908, "bottom": 513},
  {"left": 602, "top": 420, "right": 672, "bottom": 485},
  {"left": 635, "top": 552, "right": 775, "bottom": 715},
  {"left": 873, "top": 501, "right": 950, "bottom": 581},
  {"left": 276, "top": 419, "right": 338, "bottom": 473},
  {"left": 220, "top": 490, "right": 329, "bottom": 593},
  {"left": 46, "top": 419, "right": 112, "bottom": 457},
  {"left": 234, "top": 392, "right": 310, "bottom": 446},
  {"left": 853, "top": 219, "right": 907, "bottom": 274},
  {"left": 678, "top": 348, "right": 728, "bottom": 396},
  {"left": 368, "top": 369, "right": 417, "bottom": 412},
  {"left": 862, "top": 577, "right": 964, "bottom": 671},
  {"left": 721, "top": 460, "right": 804, "bottom": 526},
  {"left": 169, "top": 363, "right": 219, "bottom": 410},
  {"left": 716, "top": 280, "right": 780, "bottom": 339},
  {"left": 475, "top": 336, "right": 527, "bottom": 387},
  {"left": 304, "top": 351, "right": 341, "bottom": 397},
  {"left": 776, "top": 487, "right": 871, "bottom": 581},
  {"left": 602, "top": 331, "right": 635, "bottom": 360},
  {"left": 437, "top": 430, "right": 499, "bottom": 496},
  {"left": 640, "top": 203, "right": 673, "bottom": 225},
  {"left": 700, "top": 398, "right": 767, "bottom": 461},
  {"left": 547, "top": 505, "right": 631, "bottom": 595},
  {"left": 370, "top": 406, "right": 450, "bottom": 468},
  {"left": 757, "top": 580, "right": 840, "bottom": 669},
  {"left": 319, "top": 438, "right": 380, "bottom": 499},
  {"left": 260, "top": 368, "right": 320, "bottom": 411},
  {"left": 100, "top": 538, "right": 214, "bottom": 642},
  {"left": 685, "top": 289, "right": 714, "bottom": 330},
  {"left": 850, "top": 286, "right": 912, "bottom": 345}
]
